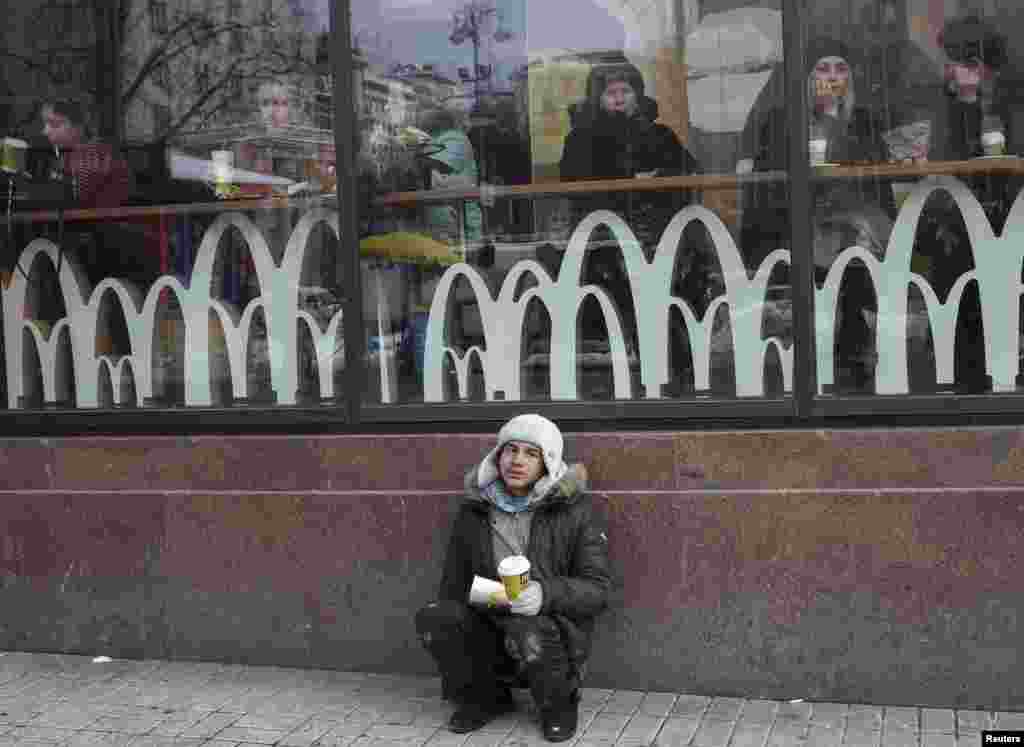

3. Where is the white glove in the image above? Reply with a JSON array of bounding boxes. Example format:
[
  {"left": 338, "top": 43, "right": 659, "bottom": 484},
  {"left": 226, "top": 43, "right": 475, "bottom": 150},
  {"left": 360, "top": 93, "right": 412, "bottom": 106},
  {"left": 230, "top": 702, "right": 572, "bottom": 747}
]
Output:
[{"left": 508, "top": 580, "right": 543, "bottom": 616}]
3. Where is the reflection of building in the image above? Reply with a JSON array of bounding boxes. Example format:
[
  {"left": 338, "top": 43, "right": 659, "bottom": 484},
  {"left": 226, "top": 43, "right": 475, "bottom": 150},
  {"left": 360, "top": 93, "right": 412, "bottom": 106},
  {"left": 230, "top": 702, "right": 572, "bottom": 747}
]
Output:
[
  {"left": 392, "top": 64, "right": 461, "bottom": 110},
  {"left": 122, "top": 0, "right": 316, "bottom": 144},
  {"left": 361, "top": 71, "right": 419, "bottom": 173},
  {"left": 356, "top": 63, "right": 464, "bottom": 183}
]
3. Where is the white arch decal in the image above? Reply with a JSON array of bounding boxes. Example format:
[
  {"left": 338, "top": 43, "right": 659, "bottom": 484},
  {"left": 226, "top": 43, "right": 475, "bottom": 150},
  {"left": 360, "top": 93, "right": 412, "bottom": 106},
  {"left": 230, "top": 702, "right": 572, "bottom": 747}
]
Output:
[{"left": 3, "top": 188, "right": 1023, "bottom": 408}]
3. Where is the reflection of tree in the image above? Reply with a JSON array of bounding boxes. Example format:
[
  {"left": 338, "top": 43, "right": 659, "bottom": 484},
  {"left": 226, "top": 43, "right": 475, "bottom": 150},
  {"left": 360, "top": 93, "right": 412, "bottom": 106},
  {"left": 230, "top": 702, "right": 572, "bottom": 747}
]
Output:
[{"left": 6, "top": 0, "right": 315, "bottom": 142}]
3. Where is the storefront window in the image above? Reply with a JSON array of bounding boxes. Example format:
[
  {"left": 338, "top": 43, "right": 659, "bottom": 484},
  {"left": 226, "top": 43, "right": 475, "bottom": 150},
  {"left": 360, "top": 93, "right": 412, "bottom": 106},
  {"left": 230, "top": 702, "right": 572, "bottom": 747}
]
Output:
[
  {"left": 355, "top": 0, "right": 792, "bottom": 404},
  {"left": 6, "top": 0, "right": 1022, "bottom": 423},
  {"left": 0, "top": 0, "right": 339, "bottom": 410},
  {"left": 809, "top": 1, "right": 1024, "bottom": 397}
]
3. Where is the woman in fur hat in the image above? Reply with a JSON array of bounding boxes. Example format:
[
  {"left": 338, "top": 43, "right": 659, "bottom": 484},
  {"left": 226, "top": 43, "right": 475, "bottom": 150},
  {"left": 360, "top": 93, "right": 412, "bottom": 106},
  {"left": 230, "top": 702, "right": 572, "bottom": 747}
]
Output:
[
  {"left": 415, "top": 414, "right": 610, "bottom": 742},
  {"left": 556, "top": 56, "right": 704, "bottom": 352},
  {"left": 559, "top": 59, "right": 695, "bottom": 181}
]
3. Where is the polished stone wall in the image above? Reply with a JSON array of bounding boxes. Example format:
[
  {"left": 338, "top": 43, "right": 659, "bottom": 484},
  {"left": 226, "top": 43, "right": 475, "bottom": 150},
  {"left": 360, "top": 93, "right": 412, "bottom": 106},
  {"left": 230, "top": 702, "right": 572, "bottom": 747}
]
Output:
[{"left": 0, "top": 428, "right": 1022, "bottom": 710}]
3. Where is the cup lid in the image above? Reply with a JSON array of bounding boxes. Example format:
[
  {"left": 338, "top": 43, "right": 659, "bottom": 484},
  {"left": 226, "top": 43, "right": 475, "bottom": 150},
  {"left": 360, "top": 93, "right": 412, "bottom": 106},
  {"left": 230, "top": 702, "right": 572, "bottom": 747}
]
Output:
[{"left": 498, "top": 555, "right": 530, "bottom": 575}]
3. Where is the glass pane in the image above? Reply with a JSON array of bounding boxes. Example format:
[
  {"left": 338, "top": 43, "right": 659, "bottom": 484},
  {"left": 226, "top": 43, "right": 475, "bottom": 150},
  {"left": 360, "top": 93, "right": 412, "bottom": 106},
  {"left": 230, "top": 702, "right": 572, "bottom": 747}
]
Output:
[
  {"left": 0, "top": 0, "right": 341, "bottom": 410},
  {"left": 355, "top": 0, "right": 791, "bottom": 404},
  {"left": 810, "top": 0, "right": 1024, "bottom": 396}
]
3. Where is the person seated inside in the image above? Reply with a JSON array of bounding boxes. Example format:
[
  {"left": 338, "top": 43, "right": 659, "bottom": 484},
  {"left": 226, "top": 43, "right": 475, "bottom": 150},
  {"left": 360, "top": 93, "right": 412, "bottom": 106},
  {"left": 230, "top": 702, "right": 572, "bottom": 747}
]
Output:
[
  {"left": 558, "top": 56, "right": 701, "bottom": 255},
  {"left": 415, "top": 414, "right": 611, "bottom": 743},
  {"left": 738, "top": 38, "right": 895, "bottom": 255},
  {"left": 938, "top": 15, "right": 1011, "bottom": 161},
  {"left": 41, "top": 99, "right": 131, "bottom": 210},
  {"left": 738, "top": 38, "right": 895, "bottom": 392},
  {"left": 560, "top": 58, "right": 697, "bottom": 181}
]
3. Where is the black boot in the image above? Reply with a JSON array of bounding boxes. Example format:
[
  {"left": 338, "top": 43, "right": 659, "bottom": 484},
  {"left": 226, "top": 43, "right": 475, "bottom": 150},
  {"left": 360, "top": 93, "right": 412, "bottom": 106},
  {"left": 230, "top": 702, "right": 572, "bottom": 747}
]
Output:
[
  {"left": 541, "top": 689, "right": 580, "bottom": 743},
  {"left": 448, "top": 687, "right": 516, "bottom": 733}
]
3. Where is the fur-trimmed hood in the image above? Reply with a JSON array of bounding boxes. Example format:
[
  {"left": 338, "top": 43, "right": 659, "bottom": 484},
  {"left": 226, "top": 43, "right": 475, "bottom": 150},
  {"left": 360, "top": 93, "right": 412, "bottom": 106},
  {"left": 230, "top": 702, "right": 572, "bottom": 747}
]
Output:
[{"left": 462, "top": 463, "right": 589, "bottom": 513}]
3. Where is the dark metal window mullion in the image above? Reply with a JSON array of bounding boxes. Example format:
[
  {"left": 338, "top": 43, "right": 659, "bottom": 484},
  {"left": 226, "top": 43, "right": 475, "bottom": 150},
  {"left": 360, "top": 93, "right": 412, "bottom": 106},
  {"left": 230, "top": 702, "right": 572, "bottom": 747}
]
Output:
[
  {"left": 781, "top": 0, "right": 816, "bottom": 418},
  {"left": 334, "top": 0, "right": 365, "bottom": 426}
]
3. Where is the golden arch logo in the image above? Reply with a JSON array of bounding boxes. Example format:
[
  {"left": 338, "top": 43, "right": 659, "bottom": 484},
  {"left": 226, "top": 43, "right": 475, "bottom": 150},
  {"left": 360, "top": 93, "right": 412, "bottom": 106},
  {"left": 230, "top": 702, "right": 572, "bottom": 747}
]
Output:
[
  {"left": 424, "top": 206, "right": 792, "bottom": 402},
  {"left": 2, "top": 209, "right": 341, "bottom": 409},
  {"left": 3, "top": 181, "right": 1021, "bottom": 408}
]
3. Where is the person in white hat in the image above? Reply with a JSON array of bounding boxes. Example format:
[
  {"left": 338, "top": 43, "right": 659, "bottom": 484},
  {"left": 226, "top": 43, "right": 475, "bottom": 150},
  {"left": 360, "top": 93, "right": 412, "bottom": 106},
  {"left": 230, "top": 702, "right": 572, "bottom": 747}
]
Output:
[{"left": 415, "top": 414, "right": 611, "bottom": 742}]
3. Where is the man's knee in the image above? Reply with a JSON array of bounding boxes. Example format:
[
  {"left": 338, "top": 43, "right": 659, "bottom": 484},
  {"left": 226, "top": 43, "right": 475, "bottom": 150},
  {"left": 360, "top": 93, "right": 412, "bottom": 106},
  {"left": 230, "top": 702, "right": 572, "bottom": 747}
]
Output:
[
  {"left": 415, "top": 600, "right": 469, "bottom": 644},
  {"left": 505, "top": 616, "right": 560, "bottom": 665}
]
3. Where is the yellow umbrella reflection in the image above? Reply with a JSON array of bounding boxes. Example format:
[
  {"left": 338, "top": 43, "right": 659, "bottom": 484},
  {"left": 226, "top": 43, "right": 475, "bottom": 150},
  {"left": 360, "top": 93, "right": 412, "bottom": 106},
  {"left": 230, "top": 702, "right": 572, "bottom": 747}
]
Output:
[
  {"left": 359, "top": 231, "right": 464, "bottom": 266},
  {"left": 359, "top": 232, "right": 464, "bottom": 402}
]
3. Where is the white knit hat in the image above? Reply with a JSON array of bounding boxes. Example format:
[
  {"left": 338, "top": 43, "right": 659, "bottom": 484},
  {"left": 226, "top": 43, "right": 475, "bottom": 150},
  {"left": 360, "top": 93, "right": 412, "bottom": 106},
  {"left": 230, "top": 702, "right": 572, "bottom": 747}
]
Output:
[{"left": 477, "top": 413, "right": 568, "bottom": 497}]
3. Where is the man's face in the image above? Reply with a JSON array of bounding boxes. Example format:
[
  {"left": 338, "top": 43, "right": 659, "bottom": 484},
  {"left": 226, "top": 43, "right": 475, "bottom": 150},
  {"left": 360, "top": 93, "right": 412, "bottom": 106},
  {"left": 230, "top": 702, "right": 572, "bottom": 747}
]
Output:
[
  {"left": 499, "top": 440, "right": 546, "bottom": 497},
  {"left": 601, "top": 79, "right": 637, "bottom": 116},
  {"left": 813, "top": 56, "right": 851, "bottom": 99},
  {"left": 42, "top": 107, "right": 81, "bottom": 148}
]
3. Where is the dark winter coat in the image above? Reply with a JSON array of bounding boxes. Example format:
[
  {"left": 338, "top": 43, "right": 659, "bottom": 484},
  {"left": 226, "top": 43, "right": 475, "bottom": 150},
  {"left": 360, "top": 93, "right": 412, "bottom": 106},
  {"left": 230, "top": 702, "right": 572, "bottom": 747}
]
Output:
[
  {"left": 437, "top": 464, "right": 611, "bottom": 674},
  {"left": 559, "top": 99, "right": 701, "bottom": 256},
  {"left": 560, "top": 99, "right": 695, "bottom": 181},
  {"left": 739, "top": 103, "right": 896, "bottom": 269}
]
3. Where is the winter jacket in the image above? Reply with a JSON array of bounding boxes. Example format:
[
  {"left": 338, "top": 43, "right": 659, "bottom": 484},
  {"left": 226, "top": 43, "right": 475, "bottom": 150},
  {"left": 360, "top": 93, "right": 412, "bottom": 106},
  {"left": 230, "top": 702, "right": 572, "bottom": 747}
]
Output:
[
  {"left": 559, "top": 97, "right": 700, "bottom": 258},
  {"left": 738, "top": 103, "right": 896, "bottom": 270},
  {"left": 437, "top": 463, "right": 611, "bottom": 673},
  {"left": 560, "top": 97, "right": 695, "bottom": 182}
]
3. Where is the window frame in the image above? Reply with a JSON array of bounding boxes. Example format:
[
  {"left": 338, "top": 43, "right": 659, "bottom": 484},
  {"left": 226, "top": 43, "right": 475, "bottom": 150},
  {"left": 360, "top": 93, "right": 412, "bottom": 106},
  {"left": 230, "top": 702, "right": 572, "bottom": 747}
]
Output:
[{"left": 3, "top": 0, "right": 1024, "bottom": 436}]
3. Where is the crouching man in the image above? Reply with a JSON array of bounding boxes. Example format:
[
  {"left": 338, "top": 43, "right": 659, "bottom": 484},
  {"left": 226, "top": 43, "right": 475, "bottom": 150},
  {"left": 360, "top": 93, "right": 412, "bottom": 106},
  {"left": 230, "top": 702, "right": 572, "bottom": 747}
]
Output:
[{"left": 415, "top": 414, "right": 611, "bottom": 742}]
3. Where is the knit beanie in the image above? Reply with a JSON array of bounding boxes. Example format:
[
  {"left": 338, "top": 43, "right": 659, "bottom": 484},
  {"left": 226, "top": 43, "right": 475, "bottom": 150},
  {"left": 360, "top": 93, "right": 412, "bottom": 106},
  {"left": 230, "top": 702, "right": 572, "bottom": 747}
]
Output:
[
  {"left": 476, "top": 413, "right": 569, "bottom": 498},
  {"left": 939, "top": 16, "right": 1007, "bottom": 69},
  {"left": 805, "top": 37, "right": 859, "bottom": 75}
]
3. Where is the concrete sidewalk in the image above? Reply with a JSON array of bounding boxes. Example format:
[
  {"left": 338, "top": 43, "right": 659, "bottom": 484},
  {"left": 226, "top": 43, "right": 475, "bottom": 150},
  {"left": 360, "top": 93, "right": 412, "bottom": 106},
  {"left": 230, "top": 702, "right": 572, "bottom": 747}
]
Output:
[{"left": 0, "top": 651, "right": 1014, "bottom": 746}]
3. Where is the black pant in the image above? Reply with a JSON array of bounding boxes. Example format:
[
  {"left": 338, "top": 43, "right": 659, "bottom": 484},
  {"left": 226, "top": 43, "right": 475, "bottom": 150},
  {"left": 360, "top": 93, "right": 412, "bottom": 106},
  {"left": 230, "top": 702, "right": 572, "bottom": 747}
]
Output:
[{"left": 415, "top": 600, "right": 577, "bottom": 711}]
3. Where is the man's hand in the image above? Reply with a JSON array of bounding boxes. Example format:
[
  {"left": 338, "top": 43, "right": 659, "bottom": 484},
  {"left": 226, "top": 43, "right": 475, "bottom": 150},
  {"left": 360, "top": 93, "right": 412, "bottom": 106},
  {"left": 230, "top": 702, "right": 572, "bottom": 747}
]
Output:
[
  {"left": 486, "top": 588, "right": 509, "bottom": 609},
  {"left": 508, "top": 581, "right": 543, "bottom": 616}
]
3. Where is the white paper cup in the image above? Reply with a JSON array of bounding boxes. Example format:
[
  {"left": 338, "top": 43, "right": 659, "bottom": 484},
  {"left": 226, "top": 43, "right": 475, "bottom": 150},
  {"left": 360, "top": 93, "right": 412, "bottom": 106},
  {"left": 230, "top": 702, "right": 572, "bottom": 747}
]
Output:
[
  {"left": 497, "top": 555, "right": 531, "bottom": 601},
  {"left": 982, "top": 130, "right": 1006, "bottom": 157},
  {"left": 469, "top": 575, "right": 506, "bottom": 607},
  {"left": 809, "top": 138, "right": 828, "bottom": 166}
]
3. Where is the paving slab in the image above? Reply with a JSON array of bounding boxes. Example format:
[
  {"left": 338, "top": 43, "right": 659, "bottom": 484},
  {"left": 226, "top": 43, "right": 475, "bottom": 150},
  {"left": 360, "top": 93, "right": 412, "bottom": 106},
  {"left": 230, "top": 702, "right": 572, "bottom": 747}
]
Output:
[
  {"left": 638, "top": 693, "right": 678, "bottom": 717},
  {"left": 920, "top": 734, "right": 956, "bottom": 747},
  {"left": 729, "top": 720, "right": 772, "bottom": 747},
  {"left": 704, "top": 697, "right": 745, "bottom": 722},
  {"left": 670, "top": 695, "right": 710, "bottom": 718},
  {"left": 600, "top": 691, "right": 645, "bottom": 715},
  {"left": 805, "top": 722, "right": 842, "bottom": 747},
  {"left": 920, "top": 709, "right": 954, "bottom": 734},
  {"left": 841, "top": 729, "right": 882, "bottom": 747},
  {"left": 994, "top": 711, "right": 1024, "bottom": 729},
  {"left": 846, "top": 706, "right": 884, "bottom": 732},
  {"left": 613, "top": 713, "right": 664, "bottom": 746},
  {"left": 690, "top": 717, "right": 735, "bottom": 747}
]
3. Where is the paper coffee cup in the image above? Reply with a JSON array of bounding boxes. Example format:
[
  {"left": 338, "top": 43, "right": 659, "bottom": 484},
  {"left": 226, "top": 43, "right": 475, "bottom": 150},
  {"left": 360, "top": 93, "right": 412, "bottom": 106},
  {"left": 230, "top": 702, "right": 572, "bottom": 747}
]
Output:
[
  {"left": 1, "top": 138, "right": 27, "bottom": 174},
  {"left": 497, "top": 555, "right": 531, "bottom": 601},
  {"left": 469, "top": 575, "right": 506, "bottom": 607},
  {"left": 982, "top": 130, "right": 1006, "bottom": 157},
  {"left": 809, "top": 138, "right": 828, "bottom": 166},
  {"left": 211, "top": 149, "right": 234, "bottom": 196}
]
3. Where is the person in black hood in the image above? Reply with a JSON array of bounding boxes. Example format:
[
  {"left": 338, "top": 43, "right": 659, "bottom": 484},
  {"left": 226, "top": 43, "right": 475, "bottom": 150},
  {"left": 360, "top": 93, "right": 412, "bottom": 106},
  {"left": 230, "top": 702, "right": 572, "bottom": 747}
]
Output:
[
  {"left": 555, "top": 57, "right": 703, "bottom": 356},
  {"left": 560, "top": 59, "right": 696, "bottom": 181},
  {"left": 938, "top": 15, "right": 1010, "bottom": 161}
]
